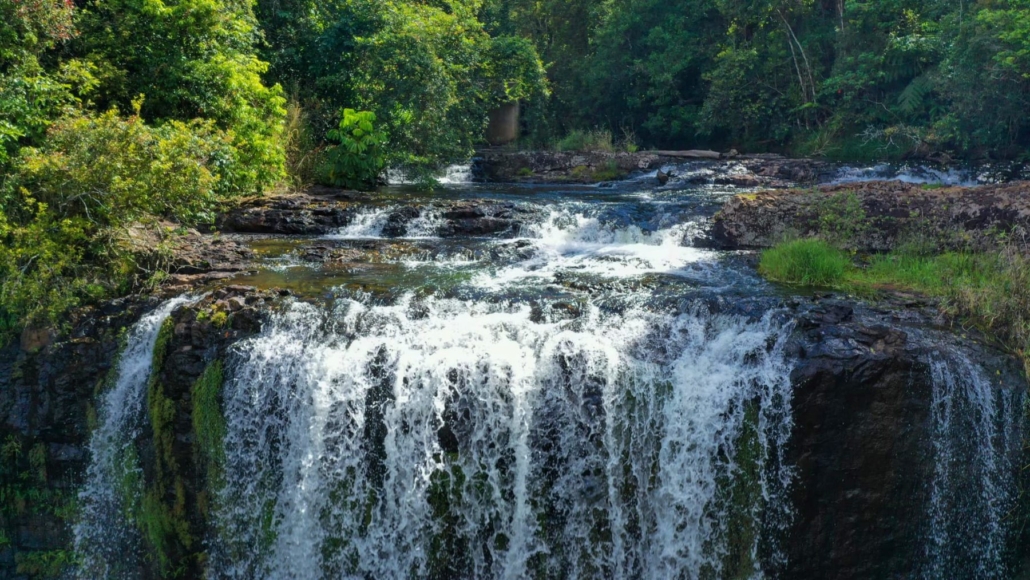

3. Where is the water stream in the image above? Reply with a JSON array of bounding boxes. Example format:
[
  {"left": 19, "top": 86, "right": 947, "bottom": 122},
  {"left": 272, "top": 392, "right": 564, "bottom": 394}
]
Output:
[{"left": 74, "top": 295, "right": 200, "bottom": 579}]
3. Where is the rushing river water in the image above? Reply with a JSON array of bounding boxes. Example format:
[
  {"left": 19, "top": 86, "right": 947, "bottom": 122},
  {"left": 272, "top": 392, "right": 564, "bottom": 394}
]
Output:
[{"left": 74, "top": 166, "right": 1026, "bottom": 579}]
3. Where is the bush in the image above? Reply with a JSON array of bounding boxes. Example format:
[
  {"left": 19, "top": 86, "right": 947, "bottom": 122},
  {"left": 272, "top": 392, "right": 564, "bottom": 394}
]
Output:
[
  {"left": 759, "top": 238, "right": 850, "bottom": 287},
  {"left": 318, "top": 109, "right": 387, "bottom": 190},
  {"left": 0, "top": 107, "right": 236, "bottom": 340}
]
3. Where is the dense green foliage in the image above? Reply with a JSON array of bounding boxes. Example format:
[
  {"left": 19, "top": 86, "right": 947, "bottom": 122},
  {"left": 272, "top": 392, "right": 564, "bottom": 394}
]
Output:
[
  {"left": 485, "top": 0, "right": 1030, "bottom": 158},
  {"left": 0, "top": 0, "right": 286, "bottom": 342},
  {"left": 321, "top": 109, "right": 387, "bottom": 190},
  {"left": 254, "top": 0, "right": 547, "bottom": 179},
  {"left": 0, "top": 0, "right": 549, "bottom": 340},
  {"left": 4, "top": 0, "right": 1030, "bottom": 339}
]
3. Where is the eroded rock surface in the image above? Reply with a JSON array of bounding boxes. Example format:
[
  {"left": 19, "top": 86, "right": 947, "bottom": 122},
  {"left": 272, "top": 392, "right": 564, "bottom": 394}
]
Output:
[
  {"left": 711, "top": 180, "right": 1030, "bottom": 251},
  {"left": 218, "top": 189, "right": 539, "bottom": 238}
]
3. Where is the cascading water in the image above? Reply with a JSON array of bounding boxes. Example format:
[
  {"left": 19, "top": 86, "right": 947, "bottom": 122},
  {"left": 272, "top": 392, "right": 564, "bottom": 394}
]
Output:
[
  {"left": 924, "top": 352, "right": 1024, "bottom": 579},
  {"left": 207, "top": 296, "right": 795, "bottom": 579},
  {"left": 73, "top": 295, "right": 199, "bottom": 579},
  {"left": 829, "top": 163, "right": 978, "bottom": 185}
]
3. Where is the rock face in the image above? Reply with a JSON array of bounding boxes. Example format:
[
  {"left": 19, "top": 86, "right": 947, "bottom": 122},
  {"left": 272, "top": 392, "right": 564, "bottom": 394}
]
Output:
[
  {"left": 781, "top": 297, "right": 1027, "bottom": 579},
  {"left": 711, "top": 180, "right": 1030, "bottom": 251},
  {"left": 0, "top": 298, "right": 152, "bottom": 579},
  {"left": 217, "top": 188, "right": 361, "bottom": 235},
  {"left": 0, "top": 288, "right": 275, "bottom": 580}
]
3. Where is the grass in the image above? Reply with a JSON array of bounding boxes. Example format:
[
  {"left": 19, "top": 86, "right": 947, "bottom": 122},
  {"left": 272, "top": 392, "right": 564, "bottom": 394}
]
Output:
[
  {"left": 760, "top": 237, "right": 1030, "bottom": 373},
  {"left": 758, "top": 238, "right": 850, "bottom": 286},
  {"left": 556, "top": 129, "right": 616, "bottom": 152},
  {"left": 554, "top": 128, "right": 638, "bottom": 153}
]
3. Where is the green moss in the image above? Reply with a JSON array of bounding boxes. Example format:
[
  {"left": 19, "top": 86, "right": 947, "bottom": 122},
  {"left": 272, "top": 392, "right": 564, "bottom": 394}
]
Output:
[
  {"left": 192, "top": 361, "right": 226, "bottom": 517},
  {"left": 720, "top": 402, "right": 763, "bottom": 580},
  {"left": 591, "top": 160, "right": 625, "bottom": 182},
  {"left": 209, "top": 310, "right": 229, "bottom": 327},
  {"left": 0, "top": 437, "right": 79, "bottom": 578},
  {"left": 426, "top": 458, "right": 472, "bottom": 579},
  {"left": 138, "top": 315, "right": 195, "bottom": 578},
  {"left": 153, "top": 317, "right": 175, "bottom": 369},
  {"left": 143, "top": 377, "right": 193, "bottom": 578},
  {"left": 14, "top": 550, "right": 76, "bottom": 578}
]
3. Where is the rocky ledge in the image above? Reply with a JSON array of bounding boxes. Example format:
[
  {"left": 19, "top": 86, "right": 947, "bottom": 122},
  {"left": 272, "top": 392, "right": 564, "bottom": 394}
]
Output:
[
  {"left": 711, "top": 180, "right": 1030, "bottom": 251},
  {"left": 217, "top": 189, "right": 539, "bottom": 238}
]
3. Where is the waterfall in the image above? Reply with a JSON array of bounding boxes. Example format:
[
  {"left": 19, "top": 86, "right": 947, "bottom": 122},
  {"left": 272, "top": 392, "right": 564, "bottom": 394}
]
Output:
[
  {"left": 73, "top": 295, "right": 199, "bottom": 579},
  {"left": 208, "top": 295, "right": 795, "bottom": 579},
  {"left": 924, "top": 352, "right": 1024, "bottom": 579}
]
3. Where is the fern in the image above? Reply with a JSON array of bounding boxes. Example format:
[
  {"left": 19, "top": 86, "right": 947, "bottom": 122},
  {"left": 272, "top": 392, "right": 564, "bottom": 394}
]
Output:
[{"left": 897, "top": 74, "right": 933, "bottom": 114}]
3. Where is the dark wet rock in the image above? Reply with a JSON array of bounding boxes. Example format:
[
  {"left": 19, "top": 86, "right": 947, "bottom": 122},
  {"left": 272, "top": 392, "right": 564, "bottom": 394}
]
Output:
[
  {"left": 712, "top": 180, "right": 1030, "bottom": 251},
  {"left": 780, "top": 297, "right": 1027, "bottom": 579},
  {"left": 437, "top": 202, "right": 536, "bottom": 237},
  {"left": 0, "top": 288, "right": 278, "bottom": 579},
  {"left": 219, "top": 188, "right": 539, "bottom": 239},
  {"left": 0, "top": 297, "right": 154, "bottom": 578},
  {"left": 476, "top": 150, "right": 660, "bottom": 183},
  {"left": 381, "top": 206, "right": 421, "bottom": 237},
  {"left": 169, "top": 231, "right": 253, "bottom": 275},
  {"left": 218, "top": 189, "right": 360, "bottom": 234}
]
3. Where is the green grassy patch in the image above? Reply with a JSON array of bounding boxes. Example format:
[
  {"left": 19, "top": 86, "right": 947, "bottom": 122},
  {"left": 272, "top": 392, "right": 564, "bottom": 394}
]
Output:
[{"left": 758, "top": 238, "right": 850, "bottom": 286}]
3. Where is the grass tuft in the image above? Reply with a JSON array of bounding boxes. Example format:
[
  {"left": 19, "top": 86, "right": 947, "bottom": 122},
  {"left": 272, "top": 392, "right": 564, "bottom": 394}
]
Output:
[{"left": 758, "top": 238, "right": 850, "bottom": 287}]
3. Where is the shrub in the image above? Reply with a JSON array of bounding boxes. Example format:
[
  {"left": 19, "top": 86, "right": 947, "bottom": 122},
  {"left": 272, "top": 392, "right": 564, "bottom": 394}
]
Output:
[
  {"left": 759, "top": 238, "right": 850, "bottom": 287},
  {"left": 318, "top": 109, "right": 387, "bottom": 190},
  {"left": 0, "top": 107, "right": 235, "bottom": 340}
]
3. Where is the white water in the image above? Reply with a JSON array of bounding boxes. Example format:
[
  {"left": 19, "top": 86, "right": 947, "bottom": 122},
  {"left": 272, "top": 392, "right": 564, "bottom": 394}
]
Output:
[
  {"left": 830, "top": 164, "right": 977, "bottom": 186},
  {"left": 386, "top": 164, "right": 474, "bottom": 186},
  {"left": 472, "top": 208, "right": 716, "bottom": 289},
  {"left": 327, "top": 206, "right": 443, "bottom": 239},
  {"left": 924, "top": 352, "right": 1023, "bottom": 579},
  {"left": 73, "top": 295, "right": 199, "bottom": 579},
  {"left": 208, "top": 296, "right": 794, "bottom": 579}
]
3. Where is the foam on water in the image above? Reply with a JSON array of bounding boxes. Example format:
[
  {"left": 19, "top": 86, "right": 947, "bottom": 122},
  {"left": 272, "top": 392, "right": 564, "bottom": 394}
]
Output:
[
  {"left": 73, "top": 295, "right": 201, "bottom": 579},
  {"left": 208, "top": 296, "right": 795, "bottom": 579},
  {"left": 473, "top": 208, "right": 716, "bottom": 289},
  {"left": 829, "top": 164, "right": 977, "bottom": 186}
]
